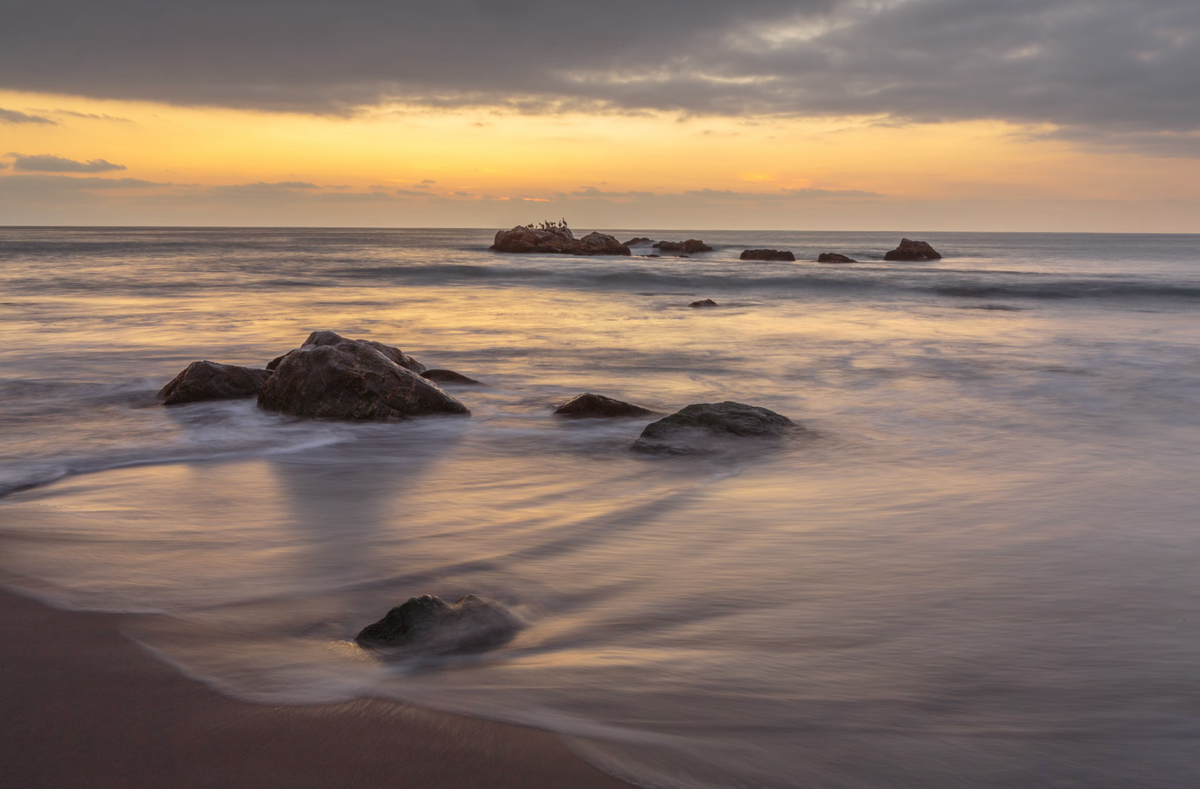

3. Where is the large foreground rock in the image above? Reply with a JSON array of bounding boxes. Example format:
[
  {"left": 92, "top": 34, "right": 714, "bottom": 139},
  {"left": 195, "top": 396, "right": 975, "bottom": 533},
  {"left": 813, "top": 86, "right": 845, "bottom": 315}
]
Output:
[
  {"left": 654, "top": 239, "right": 713, "bottom": 253},
  {"left": 258, "top": 336, "right": 468, "bottom": 420},
  {"left": 268, "top": 330, "right": 425, "bottom": 373},
  {"left": 740, "top": 249, "right": 795, "bottom": 261},
  {"left": 817, "top": 253, "right": 857, "bottom": 264},
  {"left": 158, "top": 361, "right": 272, "bottom": 406},
  {"left": 554, "top": 393, "right": 657, "bottom": 418},
  {"left": 491, "top": 225, "right": 630, "bottom": 256},
  {"left": 631, "top": 401, "right": 801, "bottom": 454},
  {"left": 356, "top": 595, "right": 521, "bottom": 653},
  {"left": 884, "top": 238, "right": 942, "bottom": 261}
]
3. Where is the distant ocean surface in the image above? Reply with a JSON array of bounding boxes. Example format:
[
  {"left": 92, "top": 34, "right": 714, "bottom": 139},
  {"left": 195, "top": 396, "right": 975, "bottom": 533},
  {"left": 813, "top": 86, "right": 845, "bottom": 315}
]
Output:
[{"left": 2, "top": 227, "right": 1199, "bottom": 788}]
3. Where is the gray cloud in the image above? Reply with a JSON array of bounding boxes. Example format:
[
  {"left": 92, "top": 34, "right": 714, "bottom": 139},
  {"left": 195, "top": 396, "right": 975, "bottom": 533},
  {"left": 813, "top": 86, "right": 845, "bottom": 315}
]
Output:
[
  {"left": 1, "top": 0, "right": 1198, "bottom": 155},
  {"left": 1, "top": 107, "right": 55, "bottom": 124},
  {"left": 9, "top": 154, "right": 128, "bottom": 173}
]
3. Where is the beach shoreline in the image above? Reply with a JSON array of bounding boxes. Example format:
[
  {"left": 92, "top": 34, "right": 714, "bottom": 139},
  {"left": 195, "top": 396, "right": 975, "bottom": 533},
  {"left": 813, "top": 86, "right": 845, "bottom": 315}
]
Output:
[{"left": 0, "top": 585, "right": 633, "bottom": 789}]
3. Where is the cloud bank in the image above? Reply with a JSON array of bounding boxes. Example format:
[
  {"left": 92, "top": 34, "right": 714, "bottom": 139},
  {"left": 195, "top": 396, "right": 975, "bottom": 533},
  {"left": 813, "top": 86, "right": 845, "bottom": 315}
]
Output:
[
  {"left": 1, "top": 107, "right": 55, "bottom": 124},
  {"left": 9, "top": 154, "right": 128, "bottom": 173},
  {"left": 1, "top": 0, "right": 1198, "bottom": 155}
]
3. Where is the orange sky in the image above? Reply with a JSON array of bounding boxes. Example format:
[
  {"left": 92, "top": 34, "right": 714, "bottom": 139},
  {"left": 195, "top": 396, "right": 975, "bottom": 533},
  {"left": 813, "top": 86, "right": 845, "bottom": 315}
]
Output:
[{"left": 3, "top": 89, "right": 1200, "bottom": 231}]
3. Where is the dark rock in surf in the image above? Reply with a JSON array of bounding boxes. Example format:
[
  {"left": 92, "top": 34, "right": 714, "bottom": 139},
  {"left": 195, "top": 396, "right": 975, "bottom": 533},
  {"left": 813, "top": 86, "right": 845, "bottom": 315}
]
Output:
[
  {"left": 643, "top": 254, "right": 661, "bottom": 258},
  {"left": 421, "top": 369, "right": 484, "bottom": 386},
  {"left": 624, "top": 237, "right": 653, "bottom": 246},
  {"left": 356, "top": 594, "right": 521, "bottom": 653},
  {"left": 631, "top": 401, "right": 802, "bottom": 455},
  {"left": 689, "top": 299, "right": 718, "bottom": 308},
  {"left": 258, "top": 335, "right": 468, "bottom": 421},
  {"left": 654, "top": 239, "right": 713, "bottom": 254},
  {"left": 267, "top": 330, "right": 425, "bottom": 374},
  {"left": 490, "top": 225, "right": 630, "bottom": 256},
  {"left": 740, "top": 249, "right": 795, "bottom": 261},
  {"left": 158, "top": 361, "right": 272, "bottom": 406},
  {"left": 554, "top": 393, "right": 658, "bottom": 418},
  {"left": 884, "top": 238, "right": 942, "bottom": 261},
  {"left": 817, "top": 253, "right": 857, "bottom": 264}
]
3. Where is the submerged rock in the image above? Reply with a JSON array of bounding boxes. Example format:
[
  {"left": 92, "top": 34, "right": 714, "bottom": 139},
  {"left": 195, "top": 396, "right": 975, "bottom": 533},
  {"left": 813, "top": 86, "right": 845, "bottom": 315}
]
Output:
[
  {"left": 689, "top": 299, "right": 719, "bottom": 308},
  {"left": 421, "top": 369, "right": 483, "bottom": 385},
  {"left": 356, "top": 594, "right": 521, "bottom": 653},
  {"left": 490, "top": 225, "right": 630, "bottom": 256},
  {"left": 631, "top": 401, "right": 801, "bottom": 455},
  {"left": 554, "top": 393, "right": 658, "bottom": 418},
  {"left": 884, "top": 238, "right": 942, "bottom": 261},
  {"left": 654, "top": 239, "right": 713, "bottom": 254},
  {"left": 623, "top": 237, "right": 653, "bottom": 246},
  {"left": 258, "top": 335, "right": 468, "bottom": 421},
  {"left": 740, "top": 249, "right": 795, "bottom": 261},
  {"left": 158, "top": 361, "right": 272, "bottom": 406},
  {"left": 817, "top": 253, "right": 857, "bottom": 264}
]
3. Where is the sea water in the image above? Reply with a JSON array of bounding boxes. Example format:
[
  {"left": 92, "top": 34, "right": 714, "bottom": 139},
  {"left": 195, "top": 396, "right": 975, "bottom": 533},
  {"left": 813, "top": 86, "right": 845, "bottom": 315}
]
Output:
[{"left": 2, "top": 227, "right": 1199, "bottom": 787}]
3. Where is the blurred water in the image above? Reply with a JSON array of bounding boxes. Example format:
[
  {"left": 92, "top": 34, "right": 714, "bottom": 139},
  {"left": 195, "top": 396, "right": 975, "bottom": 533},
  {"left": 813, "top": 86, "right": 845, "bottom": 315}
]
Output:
[{"left": 1, "top": 227, "right": 1199, "bottom": 787}]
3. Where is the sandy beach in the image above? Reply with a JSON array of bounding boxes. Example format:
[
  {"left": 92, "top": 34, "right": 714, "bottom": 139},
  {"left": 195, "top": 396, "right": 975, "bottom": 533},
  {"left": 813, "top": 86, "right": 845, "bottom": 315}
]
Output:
[{"left": 0, "top": 586, "right": 632, "bottom": 789}]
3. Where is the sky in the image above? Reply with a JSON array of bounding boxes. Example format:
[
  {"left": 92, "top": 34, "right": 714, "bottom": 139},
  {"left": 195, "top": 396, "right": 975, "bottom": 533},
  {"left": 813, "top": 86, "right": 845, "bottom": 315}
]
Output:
[{"left": 2, "top": 0, "right": 1199, "bottom": 231}]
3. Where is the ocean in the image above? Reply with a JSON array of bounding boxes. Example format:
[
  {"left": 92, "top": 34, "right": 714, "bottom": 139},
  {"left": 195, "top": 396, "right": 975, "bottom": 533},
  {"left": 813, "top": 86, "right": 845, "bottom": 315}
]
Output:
[{"left": 2, "top": 227, "right": 1199, "bottom": 788}]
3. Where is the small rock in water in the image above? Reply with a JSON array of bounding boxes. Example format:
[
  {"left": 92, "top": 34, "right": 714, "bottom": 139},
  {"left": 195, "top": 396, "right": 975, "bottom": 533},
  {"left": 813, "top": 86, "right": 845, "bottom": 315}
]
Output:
[
  {"left": 654, "top": 239, "right": 713, "bottom": 254},
  {"left": 421, "top": 369, "right": 483, "bottom": 385},
  {"left": 554, "top": 393, "right": 658, "bottom": 418},
  {"left": 356, "top": 594, "right": 521, "bottom": 653},
  {"left": 817, "top": 253, "right": 857, "bottom": 264},
  {"left": 158, "top": 361, "right": 272, "bottom": 406},
  {"left": 631, "top": 401, "right": 803, "bottom": 455},
  {"left": 740, "top": 249, "right": 796, "bottom": 261},
  {"left": 884, "top": 238, "right": 942, "bottom": 261},
  {"left": 623, "top": 237, "right": 653, "bottom": 246},
  {"left": 689, "top": 299, "right": 719, "bottom": 308}
]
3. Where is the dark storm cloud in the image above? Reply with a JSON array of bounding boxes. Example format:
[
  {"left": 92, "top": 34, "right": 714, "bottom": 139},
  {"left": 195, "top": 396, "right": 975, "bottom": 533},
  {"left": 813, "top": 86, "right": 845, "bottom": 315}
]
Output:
[
  {"left": 1, "top": 108, "right": 55, "bottom": 124},
  {"left": 9, "top": 154, "right": 127, "bottom": 173},
  {"left": 2, "top": 0, "right": 1197, "bottom": 153}
]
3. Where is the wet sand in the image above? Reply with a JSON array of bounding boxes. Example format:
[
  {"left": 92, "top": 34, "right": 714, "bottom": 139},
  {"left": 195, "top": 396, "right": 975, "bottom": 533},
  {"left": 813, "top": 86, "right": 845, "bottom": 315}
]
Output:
[{"left": 0, "top": 586, "right": 633, "bottom": 789}]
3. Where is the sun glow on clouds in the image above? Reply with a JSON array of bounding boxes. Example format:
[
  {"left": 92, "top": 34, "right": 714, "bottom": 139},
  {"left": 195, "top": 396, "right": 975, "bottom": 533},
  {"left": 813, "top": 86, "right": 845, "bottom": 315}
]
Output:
[{"left": 2, "top": 88, "right": 1200, "bottom": 230}]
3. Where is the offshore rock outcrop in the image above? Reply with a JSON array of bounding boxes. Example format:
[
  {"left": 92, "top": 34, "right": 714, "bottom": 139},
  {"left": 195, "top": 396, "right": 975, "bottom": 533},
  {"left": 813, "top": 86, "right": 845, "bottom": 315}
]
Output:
[
  {"left": 623, "top": 237, "right": 653, "bottom": 246},
  {"left": 689, "top": 299, "right": 718, "bottom": 308},
  {"left": 884, "top": 238, "right": 942, "bottom": 261},
  {"left": 631, "top": 401, "right": 801, "bottom": 455},
  {"left": 258, "top": 334, "right": 468, "bottom": 421},
  {"left": 554, "top": 393, "right": 658, "bottom": 418},
  {"left": 356, "top": 595, "right": 521, "bottom": 653},
  {"left": 817, "top": 253, "right": 857, "bottom": 264},
  {"left": 158, "top": 361, "right": 272, "bottom": 406},
  {"left": 654, "top": 239, "right": 713, "bottom": 254},
  {"left": 740, "top": 249, "right": 795, "bottom": 261},
  {"left": 491, "top": 225, "right": 630, "bottom": 256}
]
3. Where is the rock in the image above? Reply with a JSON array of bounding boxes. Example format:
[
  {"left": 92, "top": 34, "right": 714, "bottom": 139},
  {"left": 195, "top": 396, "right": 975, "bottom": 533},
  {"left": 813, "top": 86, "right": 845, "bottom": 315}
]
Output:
[
  {"left": 421, "top": 369, "right": 483, "bottom": 385},
  {"left": 740, "top": 249, "right": 796, "bottom": 261},
  {"left": 490, "top": 225, "right": 630, "bottom": 256},
  {"left": 654, "top": 239, "right": 713, "bottom": 254},
  {"left": 356, "top": 594, "right": 521, "bottom": 653},
  {"left": 817, "top": 253, "right": 857, "bottom": 264},
  {"left": 257, "top": 335, "right": 469, "bottom": 421},
  {"left": 624, "top": 237, "right": 653, "bottom": 246},
  {"left": 158, "top": 361, "right": 273, "bottom": 406},
  {"left": 689, "top": 299, "right": 718, "bottom": 308},
  {"left": 554, "top": 393, "right": 658, "bottom": 418},
  {"left": 631, "top": 401, "right": 801, "bottom": 455},
  {"left": 884, "top": 238, "right": 942, "bottom": 261},
  {"left": 270, "top": 331, "right": 425, "bottom": 373}
]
